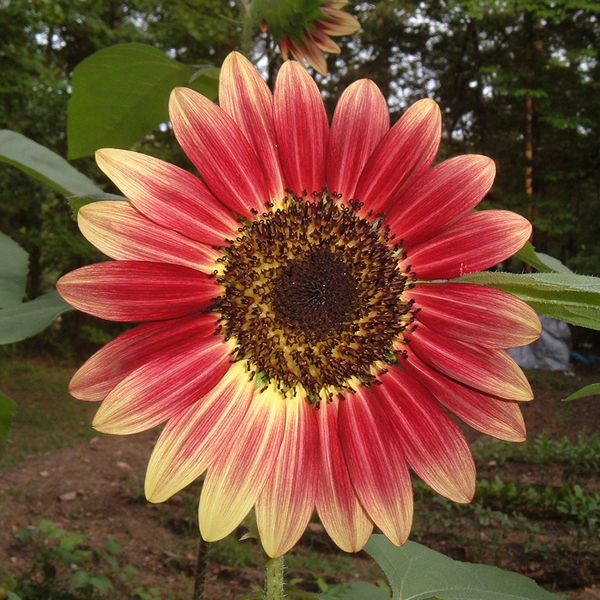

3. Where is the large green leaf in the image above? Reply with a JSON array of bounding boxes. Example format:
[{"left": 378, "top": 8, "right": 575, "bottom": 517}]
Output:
[
  {"left": 0, "top": 232, "right": 28, "bottom": 308},
  {"left": 0, "top": 290, "right": 72, "bottom": 345},
  {"left": 0, "top": 130, "right": 103, "bottom": 197},
  {"left": 0, "top": 391, "right": 17, "bottom": 440},
  {"left": 68, "top": 43, "right": 219, "bottom": 159},
  {"left": 514, "top": 242, "right": 573, "bottom": 274},
  {"left": 454, "top": 271, "right": 600, "bottom": 331},
  {"left": 362, "top": 536, "right": 563, "bottom": 600},
  {"left": 315, "top": 581, "right": 391, "bottom": 600}
]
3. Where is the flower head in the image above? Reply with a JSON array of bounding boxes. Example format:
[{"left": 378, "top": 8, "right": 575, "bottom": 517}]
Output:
[
  {"left": 57, "top": 52, "right": 540, "bottom": 558},
  {"left": 255, "top": 0, "right": 360, "bottom": 74}
]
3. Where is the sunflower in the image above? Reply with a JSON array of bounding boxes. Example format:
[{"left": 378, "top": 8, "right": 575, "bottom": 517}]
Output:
[
  {"left": 57, "top": 51, "right": 540, "bottom": 558},
  {"left": 258, "top": 0, "right": 360, "bottom": 74}
]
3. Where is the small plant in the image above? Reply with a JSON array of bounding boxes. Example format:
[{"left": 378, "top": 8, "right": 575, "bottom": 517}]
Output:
[{"left": 8, "top": 520, "right": 163, "bottom": 600}]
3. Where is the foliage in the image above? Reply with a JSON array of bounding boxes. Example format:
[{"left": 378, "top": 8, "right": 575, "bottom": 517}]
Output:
[{"left": 1, "top": 520, "right": 162, "bottom": 600}]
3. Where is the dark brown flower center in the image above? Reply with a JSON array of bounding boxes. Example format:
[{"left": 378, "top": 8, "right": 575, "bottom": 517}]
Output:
[{"left": 212, "top": 192, "right": 414, "bottom": 403}]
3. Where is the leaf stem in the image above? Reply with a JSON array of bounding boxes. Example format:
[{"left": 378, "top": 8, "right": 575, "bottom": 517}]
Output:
[{"left": 264, "top": 554, "right": 285, "bottom": 600}]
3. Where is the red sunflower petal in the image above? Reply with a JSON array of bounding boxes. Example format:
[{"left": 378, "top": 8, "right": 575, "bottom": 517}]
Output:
[
  {"left": 405, "top": 322, "right": 533, "bottom": 401},
  {"left": 169, "top": 87, "right": 269, "bottom": 216},
  {"left": 326, "top": 79, "right": 390, "bottom": 201},
  {"left": 256, "top": 394, "right": 319, "bottom": 558},
  {"left": 338, "top": 389, "right": 413, "bottom": 547},
  {"left": 355, "top": 99, "right": 441, "bottom": 215},
  {"left": 92, "top": 334, "right": 235, "bottom": 435},
  {"left": 70, "top": 313, "right": 222, "bottom": 402},
  {"left": 95, "top": 149, "right": 238, "bottom": 245},
  {"left": 374, "top": 367, "right": 476, "bottom": 502},
  {"left": 274, "top": 60, "right": 328, "bottom": 195},
  {"left": 57, "top": 262, "right": 218, "bottom": 322},
  {"left": 219, "top": 52, "right": 284, "bottom": 201},
  {"left": 319, "top": 6, "right": 361, "bottom": 35},
  {"left": 145, "top": 362, "right": 254, "bottom": 502},
  {"left": 199, "top": 386, "right": 286, "bottom": 542},
  {"left": 78, "top": 201, "right": 219, "bottom": 272},
  {"left": 316, "top": 399, "right": 373, "bottom": 552},
  {"left": 403, "top": 350, "right": 527, "bottom": 442},
  {"left": 404, "top": 210, "right": 532, "bottom": 280},
  {"left": 387, "top": 155, "right": 496, "bottom": 246},
  {"left": 408, "top": 283, "right": 541, "bottom": 348}
]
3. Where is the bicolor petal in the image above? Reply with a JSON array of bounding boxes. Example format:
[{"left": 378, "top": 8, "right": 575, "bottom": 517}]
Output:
[
  {"left": 374, "top": 367, "right": 476, "bottom": 502},
  {"left": 355, "top": 99, "right": 441, "bottom": 215},
  {"left": 57, "top": 261, "right": 218, "bottom": 322},
  {"left": 78, "top": 201, "right": 219, "bottom": 272},
  {"left": 92, "top": 334, "right": 235, "bottom": 434},
  {"left": 403, "top": 350, "right": 527, "bottom": 442},
  {"left": 339, "top": 390, "right": 413, "bottom": 546},
  {"left": 327, "top": 79, "right": 390, "bottom": 201},
  {"left": 405, "top": 322, "right": 534, "bottom": 401},
  {"left": 404, "top": 210, "right": 532, "bottom": 280},
  {"left": 219, "top": 52, "right": 285, "bottom": 201},
  {"left": 256, "top": 394, "right": 319, "bottom": 557},
  {"left": 387, "top": 155, "right": 496, "bottom": 246},
  {"left": 199, "top": 386, "right": 286, "bottom": 542},
  {"left": 274, "top": 60, "right": 328, "bottom": 195},
  {"left": 169, "top": 87, "right": 270, "bottom": 216},
  {"left": 145, "top": 361, "right": 254, "bottom": 502},
  {"left": 316, "top": 398, "right": 373, "bottom": 552},
  {"left": 95, "top": 149, "right": 239, "bottom": 245},
  {"left": 408, "top": 283, "right": 542, "bottom": 348},
  {"left": 70, "top": 313, "right": 222, "bottom": 401}
]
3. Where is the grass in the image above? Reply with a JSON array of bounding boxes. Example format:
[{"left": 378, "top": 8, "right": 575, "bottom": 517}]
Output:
[{"left": 0, "top": 354, "right": 97, "bottom": 472}]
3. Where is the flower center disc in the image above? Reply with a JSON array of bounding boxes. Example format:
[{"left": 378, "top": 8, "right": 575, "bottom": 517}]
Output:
[
  {"left": 272, "top": 249, "right": 358, "bottom": 341},
  {"left": 214, "top": 193, "right": 414, "bottom": 402}
]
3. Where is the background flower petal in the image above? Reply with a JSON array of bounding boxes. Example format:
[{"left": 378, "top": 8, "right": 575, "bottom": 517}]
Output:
[{"left": 57, "top": 262, "right": 218, "bottom": 321}]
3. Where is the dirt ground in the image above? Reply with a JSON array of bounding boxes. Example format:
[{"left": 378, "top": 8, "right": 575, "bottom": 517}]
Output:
[{"left": 1, "top": 364, "right": 600, "bottom": 600}]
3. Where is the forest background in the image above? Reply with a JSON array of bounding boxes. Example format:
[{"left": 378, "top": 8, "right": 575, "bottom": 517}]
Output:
[{"left": 1, "top": 0, "right": 599, "bottom": 356}]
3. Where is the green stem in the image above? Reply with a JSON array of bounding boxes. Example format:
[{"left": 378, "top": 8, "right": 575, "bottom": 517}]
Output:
[
  {"left": 236, "top": 0, "right": 254, "bottom": 58},
  {"left": 264, "top": 554, "right": 285, "bottom": 600},
  {"left": 192, "top": 537, "right": 209, "bottom": 600}
]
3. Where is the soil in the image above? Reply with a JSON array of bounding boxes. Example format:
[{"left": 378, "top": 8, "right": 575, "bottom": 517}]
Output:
[{"left": 1, "top": 364, "right": 600, "bottom": 600}]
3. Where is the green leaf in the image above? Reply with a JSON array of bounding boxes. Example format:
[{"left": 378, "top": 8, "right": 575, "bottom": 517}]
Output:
[
  {"left": 515, "top": 242, "right": 573, "bottom": 274},
  {"left": 0, "top": 232, "right": 28, "bottom": 308},
  {"left": 453, "top": 271, "right": 600, "bottom": 331},
  {"left": 314, "top": 581, "right": 391, "bottom": 600},
  {"left": 564, "top": 382, "right": 600, "bottom": 401},
  {"left": 364, "top": 535, "right": 564, "bottom": 600},
  {"left": 0, "top": 391, "right": 17, "bottom": 439},
  {"left": 0, "top": 130, "right": 103, "bottom": 197},
  {"left": 0, "top": 290, "right": 72, "bottom": 344},
  {"left": 68, "top": 43, "right": 219, "bottom": 159}
]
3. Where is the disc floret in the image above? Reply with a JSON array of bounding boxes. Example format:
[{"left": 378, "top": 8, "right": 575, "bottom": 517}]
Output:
[{"left": 214, "top": 192, "right": 415, "bottom": 402}]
